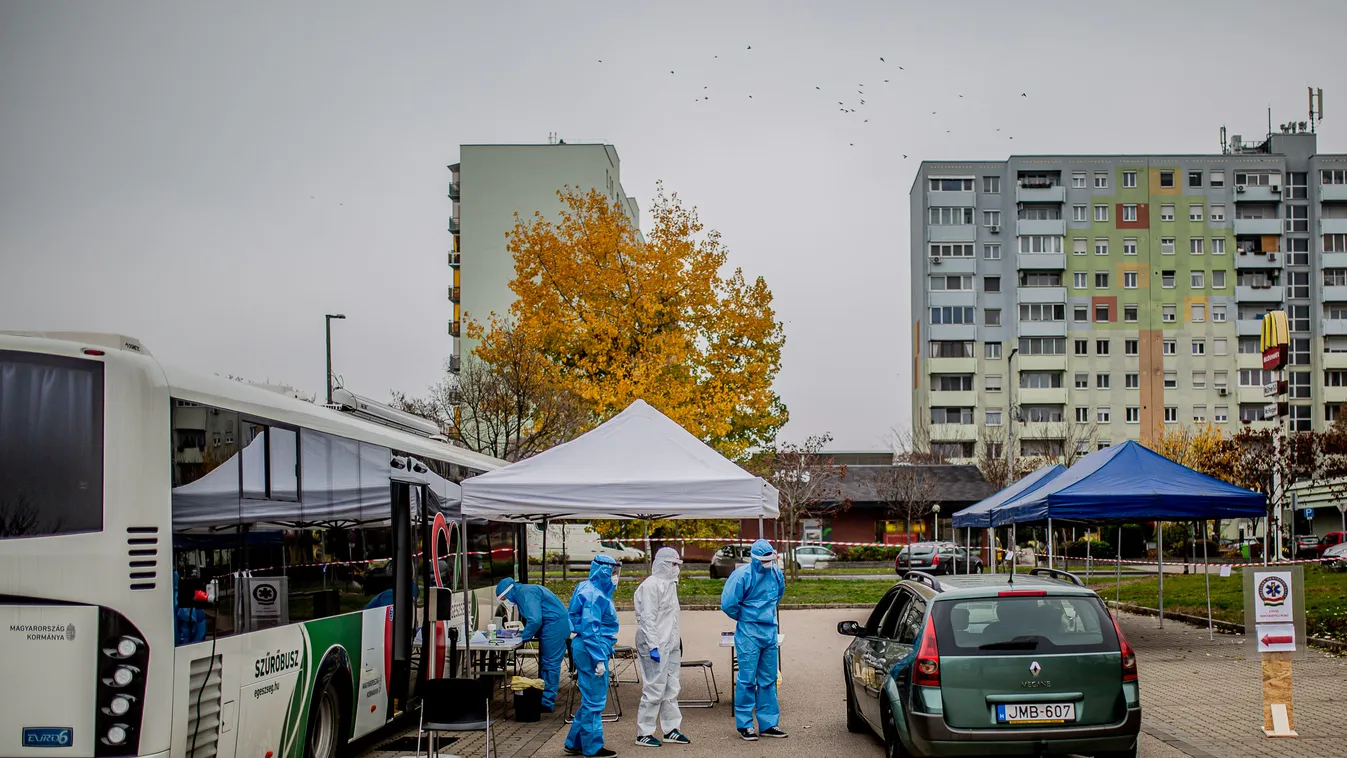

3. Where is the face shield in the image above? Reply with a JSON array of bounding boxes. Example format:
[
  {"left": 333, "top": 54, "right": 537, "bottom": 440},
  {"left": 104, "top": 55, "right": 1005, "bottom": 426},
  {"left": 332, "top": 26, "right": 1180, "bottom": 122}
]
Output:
[{"left": 611, "top": 564, "right": 622, "bottom": 585}]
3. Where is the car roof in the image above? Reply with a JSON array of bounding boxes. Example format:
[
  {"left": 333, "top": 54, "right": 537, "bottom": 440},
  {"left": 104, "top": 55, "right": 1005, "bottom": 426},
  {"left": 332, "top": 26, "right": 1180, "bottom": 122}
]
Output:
[{"left": 897, "top": 573, "right": 1099, "bottom": 601}]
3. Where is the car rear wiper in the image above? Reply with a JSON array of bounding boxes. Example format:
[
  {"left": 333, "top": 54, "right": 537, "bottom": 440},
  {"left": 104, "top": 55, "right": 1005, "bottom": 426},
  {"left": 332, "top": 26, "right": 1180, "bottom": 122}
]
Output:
[{"left": 978, "top": 639, "right": 1040, "bottom": 650}]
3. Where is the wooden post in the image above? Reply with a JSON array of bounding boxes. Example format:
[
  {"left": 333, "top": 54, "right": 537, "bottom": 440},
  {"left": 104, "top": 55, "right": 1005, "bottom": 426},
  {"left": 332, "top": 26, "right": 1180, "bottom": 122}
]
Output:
[{"left": 1262, "top": 652, "right": 1296, "bottom": 736}]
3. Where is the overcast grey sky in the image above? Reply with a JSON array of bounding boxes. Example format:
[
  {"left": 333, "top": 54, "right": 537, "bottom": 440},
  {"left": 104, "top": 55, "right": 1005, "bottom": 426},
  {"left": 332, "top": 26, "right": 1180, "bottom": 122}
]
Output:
[{"left": 3, "top": 1, "right": 1346, "bottom": 450}]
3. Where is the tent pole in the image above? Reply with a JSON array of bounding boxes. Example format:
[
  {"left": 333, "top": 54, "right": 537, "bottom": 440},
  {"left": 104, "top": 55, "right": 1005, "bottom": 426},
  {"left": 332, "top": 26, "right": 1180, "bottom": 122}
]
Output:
[
  {"left": 758, "top": 516, "right": 764, "bottom": 540},
  {"left": 988, "top": 527, "right": 995, "bottom": 575},
  {"left": 1086, "top": 533, "right": 1092, "bottom": 584},
  {"left": 1047, "top": 517, "right": 1054, "bottom": 570},
  {"left": 541, "top": 518, "right": 548, "bottom": 587},
  {"left": 1011, "top": 523, "right": 1017, "bottom": 575},
  {"left": 1116, "top": 525, "right": 1122, "bottom": 608},
  {"left": 1203, "top": 519, "right": 1213, "bottom": 641},
  {"left": 1157, "top": 521, "right": 1164, "bottom": 629},
  {"left": 645, "top": 519, "right": 652, "bottom": 576},
  {"left": 462, "top": 520, "right": 472, "bottom": 675}
]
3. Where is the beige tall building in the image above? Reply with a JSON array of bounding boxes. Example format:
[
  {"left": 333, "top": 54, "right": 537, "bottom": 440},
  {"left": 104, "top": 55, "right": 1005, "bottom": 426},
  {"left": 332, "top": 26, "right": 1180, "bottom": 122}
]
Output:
[{"left": 447, "top": 143, "right": 641, "bottom": 369}]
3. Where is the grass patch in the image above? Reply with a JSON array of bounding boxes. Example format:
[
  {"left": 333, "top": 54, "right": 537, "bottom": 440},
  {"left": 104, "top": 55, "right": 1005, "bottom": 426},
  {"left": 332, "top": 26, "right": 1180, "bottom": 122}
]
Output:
[{"left": 538, "top": 577, "right": 895, "bottom": 607}]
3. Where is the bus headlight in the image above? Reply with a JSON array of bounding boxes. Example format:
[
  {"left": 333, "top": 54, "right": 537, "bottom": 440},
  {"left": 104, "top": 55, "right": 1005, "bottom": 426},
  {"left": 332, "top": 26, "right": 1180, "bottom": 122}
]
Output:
[
  {"left": 105, "top": 726, "right": 127, "bottom": 745},
  {"left": 109, "top": 695, "right": 132, "bottom": 716},
  {"left": 112, "top": 667, "right": 135, "bottom": 687},
  {"left": 116, "top": 637, "right": 139, "bottom": 658}
]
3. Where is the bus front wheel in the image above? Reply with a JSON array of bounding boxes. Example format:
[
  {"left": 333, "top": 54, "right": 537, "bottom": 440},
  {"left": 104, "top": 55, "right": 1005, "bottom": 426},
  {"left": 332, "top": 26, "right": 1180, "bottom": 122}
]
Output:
[{"left": 306, "top": 676, "right": 345, "bottom": 758}]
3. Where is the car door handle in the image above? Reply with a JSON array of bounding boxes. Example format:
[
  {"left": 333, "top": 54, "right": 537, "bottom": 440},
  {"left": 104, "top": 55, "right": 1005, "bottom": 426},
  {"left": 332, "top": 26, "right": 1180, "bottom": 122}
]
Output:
[{"left": 986, "top": 692, "right": 1083, "bottom": 704}]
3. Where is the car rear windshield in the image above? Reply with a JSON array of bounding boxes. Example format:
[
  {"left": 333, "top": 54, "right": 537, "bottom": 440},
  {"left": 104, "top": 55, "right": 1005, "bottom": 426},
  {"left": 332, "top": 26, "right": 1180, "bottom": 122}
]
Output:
[
  {"left": 932, "top": 594, "right": 1118, "bottom": 656},
  {"left": 0, "top": 351, "right": 104, "bottom": 538}
]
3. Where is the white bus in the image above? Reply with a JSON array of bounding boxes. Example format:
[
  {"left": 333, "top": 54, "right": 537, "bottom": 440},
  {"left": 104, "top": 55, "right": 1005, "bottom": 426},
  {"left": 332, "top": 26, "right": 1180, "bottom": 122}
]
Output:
[{"left": 0, "top": 332, "right": 515, "bottom": 758}]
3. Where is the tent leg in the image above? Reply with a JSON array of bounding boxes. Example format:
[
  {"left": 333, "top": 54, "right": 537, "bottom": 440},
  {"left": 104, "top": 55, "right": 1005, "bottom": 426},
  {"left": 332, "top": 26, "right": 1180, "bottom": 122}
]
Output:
[
  {"left": 1157, "top": 521, "right": 1164, "bottom": 629},
  {"left": 463, "top": 521, "right": 472, "bottom": 676},
  {"left": 758, "top": 516, "right": 764, "bottom": 540},
  {"left": 1203, "top": 520, "right": 1213, "bottom": 641},
  {"left": 1086, "top": 534, "right": 1092, "bottom": 584},
  {"left": 1011, "top": 524, "right": 1017, "bottom": 575},
  {"left": 1047, "top": 518, "right": 1054, "bottom": 571},
  {"left": 541, "top": 519, "right": 548, "bottom": 587},
  {"left": 1116, "top": 525, "right": 1122, "bottom": 608},
  {"left": 988, "top": 527, "right": 995, "bottom": 575}
]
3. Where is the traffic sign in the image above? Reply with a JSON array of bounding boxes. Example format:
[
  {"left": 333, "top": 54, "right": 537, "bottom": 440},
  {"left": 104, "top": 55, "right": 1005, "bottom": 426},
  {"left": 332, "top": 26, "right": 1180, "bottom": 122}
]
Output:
[{"left": 1305, "top": 508, "right": 1315, "bottom": 519}]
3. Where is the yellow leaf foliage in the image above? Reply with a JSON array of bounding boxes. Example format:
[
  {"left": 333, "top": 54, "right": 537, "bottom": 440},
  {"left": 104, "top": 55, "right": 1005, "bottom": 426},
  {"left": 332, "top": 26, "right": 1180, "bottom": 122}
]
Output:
[{"left": 470, "top": 183, "right": 787, "bottom": 462}]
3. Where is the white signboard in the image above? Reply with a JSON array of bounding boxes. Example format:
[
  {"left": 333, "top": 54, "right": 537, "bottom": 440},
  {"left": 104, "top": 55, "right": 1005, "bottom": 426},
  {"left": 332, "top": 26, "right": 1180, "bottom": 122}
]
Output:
[
  {"left": 1220, "top": 564, "right": 1232, "bottom": 578},
  {"left": 1256, "top": 622, "right": 1297, "bottom": 653},
  {"left": 1252, "top": 570, "right": 1294, "bottom": 624}
]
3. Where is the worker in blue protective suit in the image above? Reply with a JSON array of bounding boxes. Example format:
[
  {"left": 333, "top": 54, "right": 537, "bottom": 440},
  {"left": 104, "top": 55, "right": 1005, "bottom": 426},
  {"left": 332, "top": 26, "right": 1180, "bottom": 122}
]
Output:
[
  {"left": 564, "top": 555, "right": 621, "bottom": 758},
  {"left": 720, "top": 539, "right": 787, "bottom": 741},
  {"left": 494, "top": 577, "right": 571, "bottom": 712}
]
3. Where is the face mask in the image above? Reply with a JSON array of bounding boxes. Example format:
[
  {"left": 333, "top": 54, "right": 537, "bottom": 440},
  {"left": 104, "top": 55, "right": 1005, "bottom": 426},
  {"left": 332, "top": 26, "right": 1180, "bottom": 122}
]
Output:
[
  {"left": 501, "top": 598, "right": 515, "bottom": 610},
  {"left": 612, "top": 573, "right": 621, "bottom": 585}
]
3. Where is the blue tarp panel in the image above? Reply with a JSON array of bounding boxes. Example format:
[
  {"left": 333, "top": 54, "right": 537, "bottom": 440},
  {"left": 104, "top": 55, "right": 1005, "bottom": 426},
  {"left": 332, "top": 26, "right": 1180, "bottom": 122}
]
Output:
[
  {"left": 952, "top": 464, "right": 1065, "bottom": 528},
  {"left": 989, "top": 441, "right": 1266, "bottom": 527}
]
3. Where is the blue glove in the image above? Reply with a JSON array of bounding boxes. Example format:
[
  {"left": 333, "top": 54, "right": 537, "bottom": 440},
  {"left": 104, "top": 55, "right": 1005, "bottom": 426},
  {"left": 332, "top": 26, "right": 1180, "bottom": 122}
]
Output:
[{"left": 650, "top": 647, "right": 661, "bottom": 663}]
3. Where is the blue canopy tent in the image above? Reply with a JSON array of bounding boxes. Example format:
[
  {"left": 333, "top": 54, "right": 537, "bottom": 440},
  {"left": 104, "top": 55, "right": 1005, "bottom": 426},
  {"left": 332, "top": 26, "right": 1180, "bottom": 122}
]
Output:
[
  {"left": 985, "top": 440, "right": 1266, "bottom": 633},
  {"left": 952, "top": 464, "right": 1065, "bottom": 574}
]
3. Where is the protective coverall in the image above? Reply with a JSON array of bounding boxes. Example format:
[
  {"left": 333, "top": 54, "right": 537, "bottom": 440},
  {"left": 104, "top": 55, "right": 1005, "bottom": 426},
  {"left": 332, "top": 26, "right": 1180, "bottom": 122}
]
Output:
[
  {"left": 565, "top": 555, "right": 620, "bottom": 756},
  {"left": 720, "top": 539, "right": 785, "bottom": 732},
  {"left": 494, "top": 578, "right": 571, "bottom": 709},
  {"left": 634, "top": 547, "right": 684, "bottom": 739}
]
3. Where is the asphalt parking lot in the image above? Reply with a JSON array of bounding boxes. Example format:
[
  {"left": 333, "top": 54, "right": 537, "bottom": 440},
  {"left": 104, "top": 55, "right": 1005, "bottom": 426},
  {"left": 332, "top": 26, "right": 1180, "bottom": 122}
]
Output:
[{"left": 358, "top": 608, "right": 1345, "bottom": 758}]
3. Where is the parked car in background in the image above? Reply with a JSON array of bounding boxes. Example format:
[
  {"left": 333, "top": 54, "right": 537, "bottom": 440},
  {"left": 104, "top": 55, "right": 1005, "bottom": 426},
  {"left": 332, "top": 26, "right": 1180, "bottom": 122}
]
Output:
[
  {"left": 1316, "top": 531, "right": 1347, "bottom": 558},
  {"left": 710, "top": 544, "right": 752, "bottom": 579},
  {"left": 792, "top": 544, "right": 839, "bottom": 570},
  {"left": 839, "top": 569, "right": 1141, "bottom": 758},
  {"left": 1294, "top": 534, "right": 1321, "bottom": 559},
  {"left": 1322, "top": 542, "right": 1347, "bottom": 570},
  {"left": 895, "top": 542, "right": 984, "bottom": 575}
]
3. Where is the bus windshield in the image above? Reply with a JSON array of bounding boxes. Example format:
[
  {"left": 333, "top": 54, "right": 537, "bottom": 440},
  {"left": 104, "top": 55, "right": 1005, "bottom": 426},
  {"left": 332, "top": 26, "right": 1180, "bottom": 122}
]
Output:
[{"left": 0, "top": 351, "right": 104, "bottom": 538}]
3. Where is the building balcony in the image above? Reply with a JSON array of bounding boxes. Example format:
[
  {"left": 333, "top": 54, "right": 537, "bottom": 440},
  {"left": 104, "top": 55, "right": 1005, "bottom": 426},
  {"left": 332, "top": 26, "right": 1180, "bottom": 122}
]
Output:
[
  {"left": 1016, "top": 184, "right": 1066, "bottom": 204},
  {"left": 448, "top": 252, "right": 461, "bottom": 267},
  {"left": 1233, "top": 217, "right": 1281, "bottom": 236},
  {"left": 1234, "top": 251, "right": 1282, "bottom": 269},
  {"left": 1324, "top": 319, "right": 1347, "bottom": 336},
  {"left": 1018, "top": 321, "right": 1068, "bottom": 338},
  {"left": 448, "top": 286, "right": 461, "bottom": 302},
  {"left": 928, "top": 290, "right": 977, "bottom": 308},
  {"left": 1234, "top": 185, "right": 1282, "bottom": 203},
  {"left": 929, "top": 324, "right": 977, "bottom": 341},
  {"left": 928, "top": 225, "right": 978, "bottom": 243},
  {"left": 448, "top": 320, "right": 461, "bottom": 338},
  {"left": 449, "top": 354, "right": 461, "bottom": 373},
  {"left": 1237, "top": 353, "right": 1265, "bottom": 370},
  {"left": 1236, "top": 285, "right": 1283, "bottom": 303},
  {"left": 1321, "top": 184, "right": 1347, "bottom": 202},
  {"left": 1016, "top": 219, "right": 1066, "bottom": 237},
  {"left": 929, "top": 423, "right": 977, "bottom": 442},
  {"left": 927, "top": 191, "right": 977, "bottom": 207},
  {"left": 1322, "top": 352, "right": 1347, "bottom": 369},
  {"left": 1015, "top": 253, "right": 1066, "bottom": 271},
  {"left": 448, "top": 181, "right": 461, "bottom": 199},
  {"left": 1018, "top": 355, "right": 1068, "bottom": 372},
  {"left": 1019, "top": 421, "right": 1067, "bottom": 439},
  {"left": 1323, "top": 385, "right": 1347, "bottom": 404},
  {"left": 1236, "top": 319, "right": 1263, "bottom": 336},
  {"left": 1238, "top": 387, "right": 1266, "bottom": 405},
  {"left": 1322, "top": 252, "right": 1347, "bottom": 269},
  {"left": 1323, "top": 218, "right": 1347, "bottom": 235},
  {"left": 928, "top": 256, "right": 977, "bottom": 274},
  {"left": 929, "top": 390, "right": 977, "bottom": 407},
  {"left": 1017, "top": 286, "right": 1067, "bottom": 304},
  {"left": 448, "top": 217, "right": 461, "bottom": 233},
  {"left": 1324, "top": 286, "right": 1347, "bottom": 302},
  {"left": 1018, "top": 387, "right": 1068, "bottom": 405},
  {"left": 927, "top": 357, "right": 977, "bottom": 374}
]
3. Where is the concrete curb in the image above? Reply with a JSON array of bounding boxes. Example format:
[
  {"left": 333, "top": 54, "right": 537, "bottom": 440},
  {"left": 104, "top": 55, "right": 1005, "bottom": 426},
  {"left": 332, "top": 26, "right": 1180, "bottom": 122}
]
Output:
[{"left": 1106, "top": 600, "right": 1347, "bottom": 655}]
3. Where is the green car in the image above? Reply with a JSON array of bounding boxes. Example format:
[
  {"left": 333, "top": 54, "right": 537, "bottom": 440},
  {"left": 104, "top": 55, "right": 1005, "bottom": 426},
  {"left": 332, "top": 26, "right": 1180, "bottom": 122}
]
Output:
[{"left": 839, "top": 569, "right": 1140, "bottom": 757}]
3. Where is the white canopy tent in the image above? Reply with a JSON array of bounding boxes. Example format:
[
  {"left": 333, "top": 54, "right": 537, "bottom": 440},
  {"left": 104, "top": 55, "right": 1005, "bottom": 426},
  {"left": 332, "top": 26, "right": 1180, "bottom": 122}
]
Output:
[{"left": 460, "top": 399, "right": 780, "bottom": 522}]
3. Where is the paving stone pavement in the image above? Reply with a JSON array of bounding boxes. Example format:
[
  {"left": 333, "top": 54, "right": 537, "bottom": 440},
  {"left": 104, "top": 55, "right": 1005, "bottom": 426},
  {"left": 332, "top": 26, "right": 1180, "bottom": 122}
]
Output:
[{"left": 354, "top": 609, "right": 1346, "bottom": 758}]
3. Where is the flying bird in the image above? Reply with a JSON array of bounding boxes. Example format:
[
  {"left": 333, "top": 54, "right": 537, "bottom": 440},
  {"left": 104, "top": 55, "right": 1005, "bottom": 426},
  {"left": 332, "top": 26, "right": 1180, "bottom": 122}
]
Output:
[
  {"left": 670, "top": 70, "right": 675, "bottom": 74},
  {"left": 903, "top": 154, "right": 908, "bottom": 158},
  {"left": 749, "top": 95, "right": 753, "bottom": 98},
  {"left": 746, "top": 45, "right": 752, "bottom": 49},
  {"left": 884, "top": 79, "right": 889, "bottom": 82},
  {"left": 880, "top": 57, "right": 885, "bottom": 62},
  {"left": 898, "top": 66, "right": 904, "bottom": 70},
  {"left": 1021, "top": 93, "right": 1028, "bottom": 97},
  {"left": 959, "top": 94, "right": 964, "bottom": 98},
  {"left": 815, "top": 86, "right": 820, "bottom": 89}
]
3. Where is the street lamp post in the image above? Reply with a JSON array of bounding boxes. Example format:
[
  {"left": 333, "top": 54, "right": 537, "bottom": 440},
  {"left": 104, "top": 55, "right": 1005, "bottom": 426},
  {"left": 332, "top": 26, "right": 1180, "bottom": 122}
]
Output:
[
  {"left": 932, "top": 503, "right": 942, "bottom": 542},
  {"left": 325, "top": 314, "right": 346, "bottom": 405}
]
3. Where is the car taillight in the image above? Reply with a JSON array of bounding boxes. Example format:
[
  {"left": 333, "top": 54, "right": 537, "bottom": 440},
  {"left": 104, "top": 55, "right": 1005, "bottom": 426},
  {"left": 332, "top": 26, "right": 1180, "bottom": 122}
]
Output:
[
  {"left": 931, "top": 553, "right": 940, "bottom": 566},
  {"left": 998, "top": 589, "right": 1047, "bottom": 597},
  {"left": 1110, "top": 613, "right": 1138, "bottom": 682},
  {"left": 914, "top": 618, "right": 940, "bottom": 687}
]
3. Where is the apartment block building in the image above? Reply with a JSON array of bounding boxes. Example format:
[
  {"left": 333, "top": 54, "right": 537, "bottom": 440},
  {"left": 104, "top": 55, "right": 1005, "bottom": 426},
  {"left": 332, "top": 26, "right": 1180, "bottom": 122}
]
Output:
[
  {"left": 447, "top": 143, "right": 640, "bottom": 369},
  {"left": 910, "top": 128, "right": 1347, "bottom": 462}
]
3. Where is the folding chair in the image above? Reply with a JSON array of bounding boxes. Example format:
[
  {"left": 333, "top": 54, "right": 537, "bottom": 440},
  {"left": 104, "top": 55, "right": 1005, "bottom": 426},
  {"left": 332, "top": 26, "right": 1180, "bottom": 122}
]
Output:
[
  {"left": 417, "top": 677, "right": 497, "bottom": 758},
  {"left": 677, "top": 658, "right": 719, "bottom": 707},
  {"left": 610, "top": 644, "right": 641, "bottom": 684},
  {"left": 564, "top": 638, "right": 622, "bottom": 723}
]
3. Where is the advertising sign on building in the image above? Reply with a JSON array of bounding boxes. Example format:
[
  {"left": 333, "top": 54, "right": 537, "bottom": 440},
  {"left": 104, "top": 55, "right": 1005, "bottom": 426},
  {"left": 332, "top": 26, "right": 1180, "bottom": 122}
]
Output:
[{"left": 1260, "top": 311, "right": 1289, "bottom": 371}]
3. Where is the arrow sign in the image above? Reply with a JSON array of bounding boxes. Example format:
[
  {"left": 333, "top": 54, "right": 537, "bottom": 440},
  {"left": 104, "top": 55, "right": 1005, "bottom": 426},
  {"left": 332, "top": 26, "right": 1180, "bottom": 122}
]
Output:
[{"left": 1262, "top": 634, "right": 1293, "bottom": 646}]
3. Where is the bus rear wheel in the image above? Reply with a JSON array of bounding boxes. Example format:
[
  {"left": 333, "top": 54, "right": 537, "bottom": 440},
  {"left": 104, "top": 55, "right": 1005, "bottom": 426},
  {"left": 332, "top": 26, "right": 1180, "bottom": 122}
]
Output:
[{"left": 306, "top": 678, "right": 343, "bottom": 758}]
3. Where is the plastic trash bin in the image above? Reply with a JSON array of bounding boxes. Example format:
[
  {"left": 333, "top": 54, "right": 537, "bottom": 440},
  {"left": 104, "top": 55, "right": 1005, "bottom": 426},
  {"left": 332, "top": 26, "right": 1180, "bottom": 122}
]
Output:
[{"left": 513, "top": 687, "right": 542, "bottom": 722}]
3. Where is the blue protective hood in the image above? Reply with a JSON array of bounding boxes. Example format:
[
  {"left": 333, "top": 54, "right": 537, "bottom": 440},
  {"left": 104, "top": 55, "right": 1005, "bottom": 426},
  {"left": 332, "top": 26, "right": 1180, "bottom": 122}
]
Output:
[
  {"left": 588, "top": 555, "right": 618, "bottom": 595},
  {"left": 495, "top": 577, "right": 515, "bottom": 598}
]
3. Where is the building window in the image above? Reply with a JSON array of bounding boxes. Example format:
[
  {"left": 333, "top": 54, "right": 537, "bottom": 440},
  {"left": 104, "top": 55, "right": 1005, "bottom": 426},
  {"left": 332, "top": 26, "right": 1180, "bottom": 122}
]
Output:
[
  {"left": 1072, "top": 204, "right": 1088, "bottom": 222},
  {"left": 1162, "top": 270, "right": 1176, "bottom": 288},
  {"left": 1075, "top": 406, "right": 1090, "bottom": 423},
  {"left": 1094, "top": 205, "right": 1109, "bottom": 222},
  {"left": 1239, "top": 369, "right": 1274, "bottom": 387},
  {"left": 1095, "top": 172, "right": 1109, "bottom": 189},
  {"left": 931, "top": 407, "right": 974, "bottom": 425},
  {"left": 1073, "top": 238, "right": 1087, "bottom": 256},
  {"left": 985, "top": 309, "right": 1002, "bottom": 326},
  {"left": 934, "top": 374, "right": 976, "bottom": 392},
  {"left": 1096, "top": 272, "right": 1109, "bottom": 289},
  {"left": 1323, "top": 169, "right": 1347, "bottom": 185},
  {"left": 984, "top": 276, "right": 1001, "bottom": 293},
  {"left": 930, "top": 306, "right": 976, "bottom": 324},
  {"left": 985, "top": 409, "right": 1003, "bottom": 426},
  {"left": 1123, "top": 238, "right": 1137, "bottom": 255},
  {"left": 1327, "top": 304, "right": 1347, "bottom": 319},
  {"left": 931, "top": 274, "right": 974, "bottom": 291},
  {"left": 1095, "top": 239, "right": 1109, "bottom": 256},
  {"left": 931, "top": 341, "right": 975, "bottom": 358},
  {"left": 1161, "top": 237, "right": 1176, "bottom": 255},
  {"left": 1289, "top": 237, "right": 1310, "bottom": 265},
  {"left": 1287, "top": 271, "right": 1310, "bottom": 300},
  {"left": 1074, "top": 339, "right": 1089, "bottom": 356},
  {"left": 1160, "top": 170, "right": 1175, "bottom": 188},
  {"left": 1192, "top": 304, "right": 1206, "bottom": 322},
  {"left": 982, "top": 176, "right": 1001, "bottom": 193},
  {"left": 1019, "top": 236, "right": 1064, "bottom": 253},
  {"left": 1211, "top": 204, "right": 1225, "bottom": 222},
  {"left": 1097, "top": 373, "right": 1111, "bottom": 389},
  {"left": 1188, "top": 170, "right": 1203, "bottom": 188},
  {"left": 1192, "top": 339, "right": 1206, "bottom": 355},
  {"left": 1073, "top": 372, "right": 1089, "bottom": 389},
  {"left": 1164, "top": 340, "right": 1176, "bottom": 355},
  {"left": 1163, "top": 304, "right": 1176, "bottom": 322},
  {"left": 1288, "top": 172, "right": 1308, "bottom": 199},
  {"left": 1018, "top": 337, "right": 1066, "bottom": 355},
  {"left": 1123, "top": 204, "right": 1138, "bottom": 222},
  {"left": 1017, "top": 304, "right": 1064, "bottom": 322},
  {"left": 1211, "top": 171, "right": 1225, "bottom": 187},
  {"left": 1161, "top": 204, "right": 1175, "bottom": 221},
  {"left": 1073, "top": 272, "right": 1087, "bottom": 289},
  {"left": 1214, "top": 338, "right": 1228, "bottom": 355},
  {"left": 1164, "top": 370, "right": 1178, "bottom": 389},
  {"left": 984, "top": 210, "right": 1002, "bottom": 227},
  {"left": 1096, "top": 339, "right": 1110, "bottom": 355},
  {"left": 930, "top": 243, "right": 975, "bottom": 257},
  {"left": 1212, "top": 272, "right": 1227, "bottom": 290},
  {"left": 1070, "top": 306, "right": 1087, "bottom": 324},
  {"left": 1193, "top": 371, "right": 1207, "bottom": 389},
  {"left": 1286, "top": 205, "right": 1309, "bottom": 233},
  {"left": 986, "top": 374, "right": 1003, "bottom": 391},
  {"left": 1097, "top": 407, "right": 1111, "bottom": 423},
  {"left": 929, "top": 207, "right": 975, "bottom": 225},
  {"left": 1190, "top": 205, "right": 1204, "bottom": 222},
  {"left": 1123, "top": 171, "right": 1137, "bottom": 188},
  {"left": 1212, "top": 238, "right": 1225, "bottom": 255},
  {"left": 1326, "top": 234, "right": 1347, "bottom": 253},
  {"left": 1126, "top": 373, "right": 1139, "bottom": 389},
  {"left": 1327, "top": 269, "right": 1347, "bottom": 287},
  {"left": 1124, "top": 304, "right": 1138, "bottom": 323},
  {"left": 1190, "top": 238, "right": 1204, "bottom": 255},
  {"left": 930, "top": 178, "right": 975, "bottom": 192},
  {"left": 1193, "top": 405, "right": 1208, "bottom": 423},
  {"left": 1214, "top": 370, "right": 1228, "bottom": 388},
  {"left": 1123, "top": 272, "right": 1138, "bottom": 289},
  {"left": 1019, "top": 271, "right": 1063, "bottom": 287},
  {"left": 1020, "top": 372, "right": 1063, "bottom": 389},
  {"left": 1290, "top": 404, "right": 1313, "bottom": 432},
  {"left": 983, "top": 243, "right": 1002, "bottom": 260},
  {"left": 1095, "top": 304, "right": 1110, "bottom": 322},
  {"left": 1067, "top": 171, "right": 1085, "bottom": 189},
  {"left": 1191, "top": 270, "right": 1205, "bottom": 288},
  {"left": 1125, "top": 339, "right": 1139, "bottom": 355},
  {"left": 1214, "top": 405, "right": 1229, "bottom": 423},
  {"left": 1126, "top": 407, "right": 1140, "bottom": 423},
  {"left": 1164, "top": 406, "right": 1178, "bottom": 423},
  {"left": 985, "top": 342, "right": 1002, "bottom": 359}
]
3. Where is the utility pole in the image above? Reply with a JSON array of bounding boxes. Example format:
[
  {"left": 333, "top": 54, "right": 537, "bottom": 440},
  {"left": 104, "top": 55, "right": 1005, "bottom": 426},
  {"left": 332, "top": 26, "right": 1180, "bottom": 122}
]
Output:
[{"left": 325, "top": 313, "right": 346, "bottom": 405}]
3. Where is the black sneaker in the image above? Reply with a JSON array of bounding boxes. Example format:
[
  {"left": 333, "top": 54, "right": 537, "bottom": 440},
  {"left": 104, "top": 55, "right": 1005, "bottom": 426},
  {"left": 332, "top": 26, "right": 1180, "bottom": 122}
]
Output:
[
  {"left": 738, "top": 728, "right": 758, "bottom": 741},
  {"left": 563, "top": 748, "right": 581, "bottom": 756},
  {"left": 588, "top": 750, "right": 618, "bottom": 757},
  {"left": 760, "top": 727, "right": 788, "bottom": 738},
  {"left": 662, "top": 730, "right": 690, "bottom": 744},
  {"left": 634, "top": 735, "right": 661, "bottom": 747}
]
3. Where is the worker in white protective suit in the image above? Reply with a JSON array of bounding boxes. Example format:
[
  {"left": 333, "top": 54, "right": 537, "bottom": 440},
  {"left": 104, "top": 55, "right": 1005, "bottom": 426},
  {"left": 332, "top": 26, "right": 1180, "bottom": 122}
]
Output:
[{"left": 633, "top": 547, "right": 690, "bottom": 747}]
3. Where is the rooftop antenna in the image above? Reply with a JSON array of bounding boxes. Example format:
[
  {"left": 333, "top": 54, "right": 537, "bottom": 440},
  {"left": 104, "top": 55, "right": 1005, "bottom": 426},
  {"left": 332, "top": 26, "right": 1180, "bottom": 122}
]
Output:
[
  {"left": 1310, "top": 87, "right": 1325, "bottom": 134},
  {"left": 1220, "top": 125, "right": 1228, "bottom": 154},
  {"left": 1268, "top": 106, "right": 1273, "bottom": 140}
]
